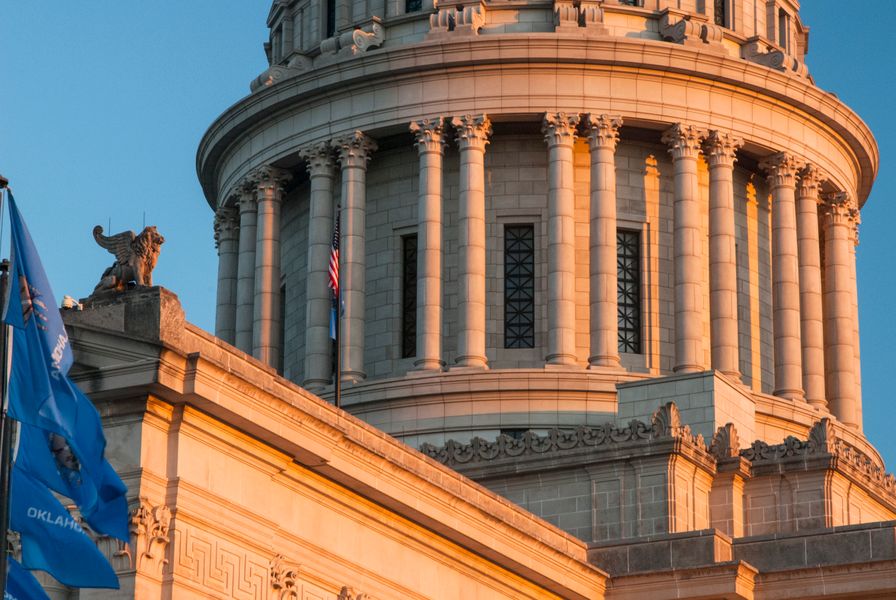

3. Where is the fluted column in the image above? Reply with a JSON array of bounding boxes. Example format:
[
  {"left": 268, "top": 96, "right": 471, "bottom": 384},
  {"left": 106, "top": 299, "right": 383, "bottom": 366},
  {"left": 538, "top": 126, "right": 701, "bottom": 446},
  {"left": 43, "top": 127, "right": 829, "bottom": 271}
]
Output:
[
  {"left": 252, "top": 166, "right": 293, "bottom": 367},
  {"left": 704, "top": 130, "right": 742, "bottom": 379},
  {"left": 662, "top": 123, "right": 707, "bottom": 374},
  {"left": 761, "top": 153, "right": 805, "bottom": 401},
  {"left": 214, "top": 204, "right": 240, "bottom": 345},
  {"left": 299, "top": 142, "right": 337, "bottom": 390},
  {"left": 822, "top": 193, "right": 860, "bottom": 428},
  {"left": 410, "top": 118, "right": 447, "bottom": 371},
  {"left": 543, "top": 112, "right": 580, "bottom": 366},
  {"left": 849, "top": 218, "right": 862, "bottom": 426},
  {"left": 451, "top": 114, "right": 492, "bottom": 369},
  {"left": 584, "top": 114, "right": 623, "bottom": 369},
  {"left": 234, "top": 181, "right": 258, "bottom": 353},
  {"left": 796, "top": 165, "right": 827, "bottom": 407},
  {"left": 336, "top": 132, "right": 377, "bottom": 383}
]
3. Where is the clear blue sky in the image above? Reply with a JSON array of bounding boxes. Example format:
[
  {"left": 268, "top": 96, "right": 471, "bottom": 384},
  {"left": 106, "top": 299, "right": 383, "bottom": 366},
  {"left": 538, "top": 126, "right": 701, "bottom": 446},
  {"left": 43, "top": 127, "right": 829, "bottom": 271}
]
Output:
[{"left": 3, "top": 4, "right": 894, "bottom": 466}]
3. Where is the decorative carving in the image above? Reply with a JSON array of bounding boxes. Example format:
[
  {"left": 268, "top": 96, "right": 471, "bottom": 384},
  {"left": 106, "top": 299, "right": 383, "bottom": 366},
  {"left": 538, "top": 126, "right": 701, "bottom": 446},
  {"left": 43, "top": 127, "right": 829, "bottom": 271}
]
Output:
[
  {"left": 584, "top": 114, "right": 623, "bottom": 151},
  {"left": 807, "top": 418, "right": 836, "bottom": 454},
  {"left": 659, "top": 10, "right": 704, "bottom": 45},
  {"left": 759, "top": 152, "right": 804, "bottom": 188},
  {"left": 578, "top": 1, "right": 607, "bottom": 31},
  {"left": 270, "top": 554, "right": 300, "bottom": 599},
  {"left": 553, "top": 1, "right": 579, "bottom": 32},
  {"left": 335, "top": 131, "right": 378, "bottom": 168},
  {"left": 742, "top": 38, "right": 810, "bottom": 78},
  {"left": 130, "top": 498, "right": 171, "bottom": 574},
  {"left": 421, "top": 401, "right": 708, "bottom": 466},
  {"left": 798, "top": 164, "right": 826, "bottom": 198},
  {"left": 662, "top": 123, "right": 706, "bottom": 160},
  {"left": 702, "top": 130, "right": 742, "bottom": 168},
  {"left": 299, "top": 141, "right": 336, "bottom": 176},
  {"left": 709, "top": 423, "right": 740, "bottom": 460},
  {"left": 175, "top": 524, "right": 269, "bottom": 597},
  {"left": 319, "top": 19, "right": 385, "bottom": 56},
  {"left": 92, "top": 225, "right": 165, "bottom": 293},
  {"left": 822, "top": 192, "right": 860, "bottom": 244},
  {"left": 542, "top": 112, "right": 580, "bottom": 147},
  {"left": 249, "top": 56, "right": 312, "bottom": 93},
  {"left": 451, "top": 114, "right": 492, "bottom": 150},
  {"left": 337, "top": 587, "right": 374, "bottom": 600},
  {"left": 429, "top": 2, "right": 485, "bottom": 37},
  {"left": 410, "top": 117, "right": 448, "bottom": 155},
  {"left": 214, "top": 206, "right": 239, "bottom": 249},
  {"left": 248, "top": 165, "right": 293, "bottom": 194}
]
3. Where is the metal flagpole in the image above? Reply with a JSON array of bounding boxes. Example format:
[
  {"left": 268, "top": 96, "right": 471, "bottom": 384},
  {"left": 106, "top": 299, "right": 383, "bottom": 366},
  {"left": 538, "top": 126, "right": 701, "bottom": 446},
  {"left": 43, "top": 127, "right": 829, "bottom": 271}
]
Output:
[
  {"left": 334, "top": 204, "right": 342, "bottom": 409},
  {"left": 0, "top": 175, "right": 14, "bottom": 595}
]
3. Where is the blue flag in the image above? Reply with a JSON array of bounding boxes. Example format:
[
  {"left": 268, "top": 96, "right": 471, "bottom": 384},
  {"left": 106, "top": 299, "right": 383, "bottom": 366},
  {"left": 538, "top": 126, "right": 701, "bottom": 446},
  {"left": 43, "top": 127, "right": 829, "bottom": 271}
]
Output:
[
  {"left": 16, "top": 421, "right": 129, "bottom": 542},
  {"left": 6, "top": 557, "right": 50, "bottom": 600},
  {"left": 10, "top": 463, "right": 119, "bottom": 589}
]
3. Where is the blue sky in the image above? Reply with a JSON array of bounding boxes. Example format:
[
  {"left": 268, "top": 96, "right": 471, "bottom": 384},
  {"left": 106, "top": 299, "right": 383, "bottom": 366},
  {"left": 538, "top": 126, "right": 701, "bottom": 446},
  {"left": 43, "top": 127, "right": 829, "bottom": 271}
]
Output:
[{"left": 3, "top": 4, "right": 894, "bottom": 466}]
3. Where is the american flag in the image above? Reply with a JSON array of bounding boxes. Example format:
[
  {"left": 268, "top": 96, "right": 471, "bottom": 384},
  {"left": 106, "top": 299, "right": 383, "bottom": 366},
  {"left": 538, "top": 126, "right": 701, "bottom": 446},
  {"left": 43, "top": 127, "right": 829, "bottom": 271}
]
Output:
[{"left": 328, "top": 212, "right": 340, "bottom": 297}]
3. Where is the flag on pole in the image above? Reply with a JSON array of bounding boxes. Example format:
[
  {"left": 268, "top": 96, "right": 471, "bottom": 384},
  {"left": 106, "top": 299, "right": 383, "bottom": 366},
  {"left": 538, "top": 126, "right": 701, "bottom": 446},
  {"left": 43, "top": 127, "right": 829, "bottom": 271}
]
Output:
[
  {"left": 10, "top": 463, "right": 119, "bottom": 589},
  {"left": 6, "top": 557, "right": 51, "bottom": 600},
  {"left": 328, "top": 211, "right": 340, "bottom": 297}
]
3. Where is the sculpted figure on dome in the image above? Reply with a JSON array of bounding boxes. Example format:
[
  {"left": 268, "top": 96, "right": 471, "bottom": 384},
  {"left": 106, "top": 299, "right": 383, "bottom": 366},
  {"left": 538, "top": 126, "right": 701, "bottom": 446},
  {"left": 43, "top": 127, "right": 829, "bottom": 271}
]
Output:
[{"left": 92, "top": 225, "right": 165, "bottom": 292}]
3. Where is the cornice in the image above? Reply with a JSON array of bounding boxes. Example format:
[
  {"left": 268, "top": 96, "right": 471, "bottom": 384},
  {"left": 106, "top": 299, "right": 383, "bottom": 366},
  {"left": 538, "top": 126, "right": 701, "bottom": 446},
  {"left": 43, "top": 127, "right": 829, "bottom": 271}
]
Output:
[{"left": 197, "top": 35, "right": 877, "bottom": 210}]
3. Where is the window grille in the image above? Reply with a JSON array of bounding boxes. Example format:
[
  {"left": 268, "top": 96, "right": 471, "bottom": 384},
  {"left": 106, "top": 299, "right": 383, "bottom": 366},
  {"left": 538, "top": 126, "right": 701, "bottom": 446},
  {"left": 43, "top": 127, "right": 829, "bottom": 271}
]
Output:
[
  {"left": 401, "top": 234, "right": 418, "bottom": 359},
  {"left": 617, "top": 229, "right": 642, "bottom": 353},
  {"left": 504, "top": 225, "right": 535, "bottom": 348}
]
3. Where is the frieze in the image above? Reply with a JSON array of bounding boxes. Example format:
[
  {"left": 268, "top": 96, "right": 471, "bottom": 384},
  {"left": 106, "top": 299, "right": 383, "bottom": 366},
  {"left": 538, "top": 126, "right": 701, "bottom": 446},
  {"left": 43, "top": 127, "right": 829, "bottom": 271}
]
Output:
[{"left": 420, "top": 402, "right": 708, "bottom": 467}]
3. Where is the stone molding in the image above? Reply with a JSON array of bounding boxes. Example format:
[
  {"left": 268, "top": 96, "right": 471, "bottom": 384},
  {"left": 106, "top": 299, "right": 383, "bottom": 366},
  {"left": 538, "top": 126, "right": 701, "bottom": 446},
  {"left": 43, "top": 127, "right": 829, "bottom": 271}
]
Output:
[
  {"left": 213, "top": 206, "right": 239, "bottom": 249},
  {"left": 702, "top": 130, "right": 742, "bottom": 168},
  {"left": 760, "top": 152, "right": 805, "bottom": 189},
  {"left": 451, "top": 114, "right": 492, "bottom": 150},
  {"left": 662, "top": 123, "right": 706, "bottom": 160},
  {"left": 420, "top": 402, "right": 709, "bottom": 467},
  {"left": 542, "top": 112, "right": 580, "bottom": 147},
  {"left": 429, "top": 2, "right": 486, "bottom": 37},
  {"left": 583, "top": 114, "right": 622, "bottom": 151},
  {"left": 409, "top": 117, "right": 448, "bottom": 154},
  {"left": 335, "top": 131, "right": 378, "bottom": 168},
  {"left": 299, "top": 141, "right": 336, "bottom": 175}
]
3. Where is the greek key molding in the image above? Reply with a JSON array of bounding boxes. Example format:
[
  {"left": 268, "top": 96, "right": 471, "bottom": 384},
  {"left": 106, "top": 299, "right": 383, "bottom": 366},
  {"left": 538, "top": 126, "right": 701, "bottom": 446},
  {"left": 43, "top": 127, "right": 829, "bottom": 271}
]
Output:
[{"left": 175, "top": 523, "right": 269, "bottom": 598}]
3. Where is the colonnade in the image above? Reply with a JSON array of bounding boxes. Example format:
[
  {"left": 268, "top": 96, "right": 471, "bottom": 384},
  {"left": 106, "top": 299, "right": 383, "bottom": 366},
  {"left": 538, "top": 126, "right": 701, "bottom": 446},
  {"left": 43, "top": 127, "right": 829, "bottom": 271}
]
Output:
[{"left": 212, "top": 115, "right": 863, "bottom": 429}]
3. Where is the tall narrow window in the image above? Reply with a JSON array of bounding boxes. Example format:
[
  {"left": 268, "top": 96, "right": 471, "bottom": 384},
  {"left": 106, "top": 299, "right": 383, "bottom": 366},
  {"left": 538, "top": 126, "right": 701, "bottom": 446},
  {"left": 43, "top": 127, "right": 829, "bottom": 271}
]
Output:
[
  {"left": 714, "top": 0, "right": 727, "bottom": 27},
  {"left": 778, "top": 9, "right": 789, "bottom": 51},
  {"left": 504, "top": 225, "right": 535, "bottom": 348},
  {"left": 401, "top": 234, "right": 418, "bottom": 359},
  {"left": 617, "top": 229, "right": 641, "bottom": 354},
  {"left": 405, "top": 0, "right": 422, "bottom": 12},
  {"left": 326, "top": 0, "right": 336, "bottom": 37}
]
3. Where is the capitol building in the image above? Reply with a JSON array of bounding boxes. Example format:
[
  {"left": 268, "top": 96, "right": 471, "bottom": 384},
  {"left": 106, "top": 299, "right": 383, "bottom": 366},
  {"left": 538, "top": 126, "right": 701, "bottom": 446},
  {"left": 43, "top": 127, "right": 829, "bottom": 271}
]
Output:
[{"left": 56, "top": 0, "right": 896, "bottom": 598}]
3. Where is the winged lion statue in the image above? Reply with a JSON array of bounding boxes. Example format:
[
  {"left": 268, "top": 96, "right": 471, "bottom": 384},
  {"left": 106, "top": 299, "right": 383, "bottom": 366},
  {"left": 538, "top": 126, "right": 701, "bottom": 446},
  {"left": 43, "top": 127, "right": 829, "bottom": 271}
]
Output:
[{"left": 92, "top": 225, "right": 165, "bottom": 292}]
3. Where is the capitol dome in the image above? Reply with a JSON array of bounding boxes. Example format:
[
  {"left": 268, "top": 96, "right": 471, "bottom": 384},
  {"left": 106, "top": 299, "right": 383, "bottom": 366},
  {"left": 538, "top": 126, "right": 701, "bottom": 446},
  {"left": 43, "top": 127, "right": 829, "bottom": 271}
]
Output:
[{"left": 198, "top": 0, "right": 888, "bottom": 547}]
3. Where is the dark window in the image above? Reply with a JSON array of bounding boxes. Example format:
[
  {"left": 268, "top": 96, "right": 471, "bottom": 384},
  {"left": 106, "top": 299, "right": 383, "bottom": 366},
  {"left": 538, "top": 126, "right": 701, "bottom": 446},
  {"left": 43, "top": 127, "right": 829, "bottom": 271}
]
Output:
[
  {"left": 618, "top": 0, "right": 642, "bottom": 6},
  {"left": 778, "top": 9, "right": 789, "bottom": 50},
  {"left": 326, "top": 0, "right": 336, "bottom": 37},
  {"left": 279, "top": 283, "right": 286, "bottom": 374},
  {"left": 714, "top": 0, "right": 727, "bottom": 27},
  {"left": 504, "top": 225, "right": 535, "bottom": 348},
  {"left": 617, "top": 229, "right": 642, "bottom": 354},
  {"left": 405, "top": 0, "right": 422, "bottom": 12},
  {"left": 401, "top": 234, "right": 418, "bottom": 359}
]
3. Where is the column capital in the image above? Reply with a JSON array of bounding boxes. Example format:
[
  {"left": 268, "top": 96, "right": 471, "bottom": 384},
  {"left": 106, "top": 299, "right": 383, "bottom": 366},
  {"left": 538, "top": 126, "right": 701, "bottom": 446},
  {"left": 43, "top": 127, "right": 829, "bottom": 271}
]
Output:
[
  {"left": 662, "top": 123, "right": 707, "bottom": 160},
  {"left": 247, "top": 165, "right": 293, "bottom": 195},
  {"left": 213, "top": 206, "right": 240, "bottom": 248},
  {"left": 760, "top": 152, "right": 805, "bottom": 189},
  {"left": 542, "top": 112, "right": 580, "bottom": 148},
  {"left": 410, "top": 117, "right": 448, "bottom": 155},
  {"left": 299, "top": 141, "right": 336, "bottom": 175},
  {"left": 703, "top": 130, "right": 742, "bottom": 168},
  {"left": 583, "top": 114, "right": 623, "bottom": 151},
  {"left": 335, "top": 131, "right": 378, "bottom": 168},
  {"left": 798, "top": 164, "right": 826, "bottom": 198},
  {"left": 822, "top": 191, "right": 860, "bottom": 243},
  {"left": 236, "top": 177, "right": 258, "bottom": 213},
  {"left": 451, "top": 114, "right": 492, "bottom": 151}
]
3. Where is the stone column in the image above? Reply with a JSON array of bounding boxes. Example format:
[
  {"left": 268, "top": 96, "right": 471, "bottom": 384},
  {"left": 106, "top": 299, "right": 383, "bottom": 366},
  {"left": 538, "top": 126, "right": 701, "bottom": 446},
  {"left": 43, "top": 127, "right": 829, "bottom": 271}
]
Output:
[
  {"left": 213, "top": 204, "right": 240, "bottom": 345},
  {"left": 662, "top": 123, "right": 707, "bottom": 374},
  {"left": 252, "top": 166, "right": 293, "bottom": 368},
  {"left": 335, "top": 131, "right": 377, "bottom": 383},
  {"left": 299, "top": 142, "right": 337, "bottom": 391},
  {"left": 410, "top": 118, "right": 447, "bottom": 371},
  {"left": 849, "top": 218, "right": 862, "bottom": 426},
  {"left": 796, "top": 165, "right": 827, "bottom": 408},
  {"left": 584, "top": 114, "right": 623, "bottom": 369},
  {"left": 761, "top": 152, "right": 805, "bottom": 401},
  {"left": 234, "top": 180, "right": 258, "bottom": 354},
  {"left": 704, "top": 130, "right": 742, "bottom": 379},
  {"left": 822, "top": 193, "right": 860, "bottom": 428},
  {"left": 542, "top": 112, "right": 580, "bottom": 366},
  {"left": 451, "top": 114, "right": 492, "bottom": 369}
]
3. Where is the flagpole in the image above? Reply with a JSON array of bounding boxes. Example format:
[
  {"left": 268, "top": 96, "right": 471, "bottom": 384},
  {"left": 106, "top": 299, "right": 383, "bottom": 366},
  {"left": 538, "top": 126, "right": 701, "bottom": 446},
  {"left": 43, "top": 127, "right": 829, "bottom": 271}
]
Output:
[
  {"left": 0, "top": 176, "right": 13, "bottom": 595},
  {"left": 334, "top": 203, "right": 342, "bottom": 410}
]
